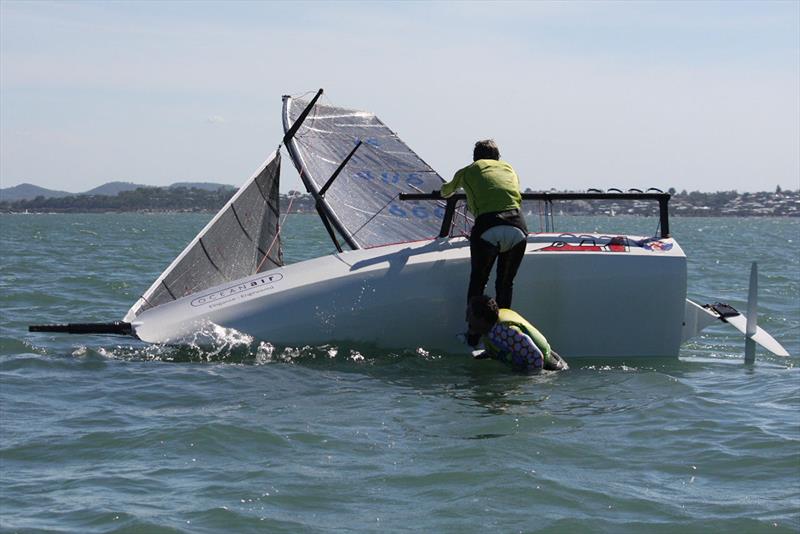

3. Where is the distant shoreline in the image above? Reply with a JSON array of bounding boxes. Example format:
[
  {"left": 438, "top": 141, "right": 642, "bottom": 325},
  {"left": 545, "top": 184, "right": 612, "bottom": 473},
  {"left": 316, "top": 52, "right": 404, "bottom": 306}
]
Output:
[
  {"left": 1, "top": 187, "right": 798, "bottom": 217},
  {"left": 1, "top": 209, "right": 797, "bottom": 218},
  {"left": 0, "top": 208, "right": 317, "bottom": 215}
]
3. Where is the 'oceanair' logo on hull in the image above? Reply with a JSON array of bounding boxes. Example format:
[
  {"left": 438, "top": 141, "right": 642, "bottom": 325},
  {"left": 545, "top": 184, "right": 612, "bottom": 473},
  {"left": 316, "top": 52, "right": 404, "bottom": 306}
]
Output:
[{"left": 191, "top": 273, "right": 284, "bottom": 307}]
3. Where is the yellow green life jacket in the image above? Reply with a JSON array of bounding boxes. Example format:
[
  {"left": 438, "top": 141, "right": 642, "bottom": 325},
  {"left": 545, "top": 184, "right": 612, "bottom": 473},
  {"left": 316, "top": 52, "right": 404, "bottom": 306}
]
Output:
[
  {"left": 441, "top": 160, "right": 522, "bottom": 217},
  {"left": 482, "top": 308, "right": 551, "bottom": 365}
]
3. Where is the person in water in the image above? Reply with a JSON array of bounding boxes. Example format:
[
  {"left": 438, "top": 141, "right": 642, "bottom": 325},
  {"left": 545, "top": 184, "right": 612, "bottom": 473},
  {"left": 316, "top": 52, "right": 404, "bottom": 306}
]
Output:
[
  {"left": 467, "top": 295, "right": 567, "bottom": 373},
  {"left": 435, "top": 139, "right": 528, "bottom": 345}
]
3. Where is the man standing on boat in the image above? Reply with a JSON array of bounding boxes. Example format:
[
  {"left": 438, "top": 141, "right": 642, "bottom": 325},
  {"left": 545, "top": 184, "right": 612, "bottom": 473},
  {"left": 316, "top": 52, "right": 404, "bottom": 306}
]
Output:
[
  {"left": 467, "top": 295, "right": 567, "bottom": 372},
  {"left": 435, "top": 139, "right": 528, "bottom": 346}
]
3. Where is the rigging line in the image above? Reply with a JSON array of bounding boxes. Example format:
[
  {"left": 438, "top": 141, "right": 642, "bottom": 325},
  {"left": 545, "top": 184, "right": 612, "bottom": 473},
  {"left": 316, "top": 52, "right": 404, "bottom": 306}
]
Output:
[
  {"left": 255, "top": 193, "right": 297, "bottom": 273},
  {"left": 350, "top": 193, "right": 400, "bottom": 239},
  {"left": 250, "top": 174, "right": 281, "bottom": 218},
  {"left": 292, "top": 89, "right": 318, "bottom": 100},
  {"left": 547, "top": 201, "right": 553, "bottom": 232},
  {"left": 299, "top": 92, "right": 326, "bottom": 141},
  {"left": 544, "top": 201, "right": 549, "bottom": 232},
  {"left": 542, "top": 201, "right": 546, "bottom": 232},
  {"left": 538, "top": 200, "right": 544, "bottom": 233},
  {"left": 543, "top": 200, "right": 548, "bottom": 232},
  {"left": 285, "top": 89, "right": 323, "bottom": 144},
  {"left": 268, "top": 197, "right": 281, "bottom": 218},
  {"left": 303, "top": 100, "right": 320, "bottom": 140}
]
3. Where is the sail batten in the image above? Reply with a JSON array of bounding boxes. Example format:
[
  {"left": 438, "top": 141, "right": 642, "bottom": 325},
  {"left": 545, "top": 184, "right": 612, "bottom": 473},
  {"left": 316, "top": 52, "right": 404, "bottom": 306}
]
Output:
[
  {"left": 282, "top": 95, "right": 468, "bottom": 249},
  {"left": 124, "top": 151, "right": 282, "bottom": 321}
]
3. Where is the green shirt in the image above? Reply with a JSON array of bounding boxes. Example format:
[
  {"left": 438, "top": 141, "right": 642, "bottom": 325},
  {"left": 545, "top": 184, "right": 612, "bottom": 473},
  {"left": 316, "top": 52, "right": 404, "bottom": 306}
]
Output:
[{"left": 440, "top": 159, "right": 522, "bottom": 217}]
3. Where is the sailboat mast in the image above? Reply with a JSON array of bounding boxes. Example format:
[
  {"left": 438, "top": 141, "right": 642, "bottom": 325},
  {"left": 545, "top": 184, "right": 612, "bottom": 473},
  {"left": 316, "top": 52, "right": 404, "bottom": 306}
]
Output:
[{"left": 282, "top": 90, "right": 359, "bottom": 251}]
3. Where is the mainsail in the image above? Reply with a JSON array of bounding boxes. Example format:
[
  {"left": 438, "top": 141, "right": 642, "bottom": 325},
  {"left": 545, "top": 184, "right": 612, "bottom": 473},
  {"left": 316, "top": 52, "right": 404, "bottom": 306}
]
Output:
[
  {"left": 283, "top": 93, "right": 469, "bottom": 249},
  {"left": 124, "top": 151, "right": 282, "bottom": 321}
]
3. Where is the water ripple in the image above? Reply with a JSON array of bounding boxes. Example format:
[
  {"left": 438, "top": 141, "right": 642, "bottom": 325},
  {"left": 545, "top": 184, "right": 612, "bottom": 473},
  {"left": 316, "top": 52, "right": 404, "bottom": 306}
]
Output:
[{"left": 1, "top": 214, "right": 798, "bottom": 532}]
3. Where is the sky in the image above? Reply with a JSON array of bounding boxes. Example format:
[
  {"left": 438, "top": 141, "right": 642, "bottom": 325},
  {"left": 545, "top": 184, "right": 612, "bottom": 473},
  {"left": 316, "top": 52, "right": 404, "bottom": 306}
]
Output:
[{"left": 1, "top": 0, "right": 798, "bottom": 194}]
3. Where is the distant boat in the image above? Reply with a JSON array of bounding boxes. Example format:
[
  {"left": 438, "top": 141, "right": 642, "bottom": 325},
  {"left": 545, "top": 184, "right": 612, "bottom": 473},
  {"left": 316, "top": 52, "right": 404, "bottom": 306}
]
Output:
[{"left": 30, "top": 90, "right": 789, "bottom": 360}]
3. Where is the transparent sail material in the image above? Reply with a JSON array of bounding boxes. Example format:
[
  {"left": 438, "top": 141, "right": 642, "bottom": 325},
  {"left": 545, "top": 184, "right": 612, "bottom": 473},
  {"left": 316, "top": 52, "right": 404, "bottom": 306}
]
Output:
[
  {"left": 283, "top": 96, "right": 469, "bottom": 249},
  {"left": 125, "top": 152, "right": 282, "bottom": 320}
]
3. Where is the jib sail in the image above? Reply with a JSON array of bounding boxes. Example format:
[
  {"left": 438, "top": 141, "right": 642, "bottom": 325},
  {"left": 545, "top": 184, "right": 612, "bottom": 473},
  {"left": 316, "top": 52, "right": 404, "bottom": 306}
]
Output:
[
  {"left": 282, "top": 93, "right": 468, "bottom": 249},
  {"left": 124, "top": 151, "right": 282, "bottom": 321}
]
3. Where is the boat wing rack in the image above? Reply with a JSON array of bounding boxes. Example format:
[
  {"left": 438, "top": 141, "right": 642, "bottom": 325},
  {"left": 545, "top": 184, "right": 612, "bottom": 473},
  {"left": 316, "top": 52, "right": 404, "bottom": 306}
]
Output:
[{"left": 398, "top": 191, "right": 672, "bottom": 239}]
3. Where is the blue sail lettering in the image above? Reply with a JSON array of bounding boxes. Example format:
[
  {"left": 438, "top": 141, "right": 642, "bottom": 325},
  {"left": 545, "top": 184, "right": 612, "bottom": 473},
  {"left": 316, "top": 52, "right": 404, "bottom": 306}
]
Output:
[
  {"left": 412, "top": 206, "right": 429, "bottom": 219},
  {"left": 406, "top": 173, "right": 424, "bottom": 187},
  {"left": 388, "top": 204, "right": 407, "bottom": 217},
  {"left": 381, "top": 172, "right": 400, "bottom": 185}
]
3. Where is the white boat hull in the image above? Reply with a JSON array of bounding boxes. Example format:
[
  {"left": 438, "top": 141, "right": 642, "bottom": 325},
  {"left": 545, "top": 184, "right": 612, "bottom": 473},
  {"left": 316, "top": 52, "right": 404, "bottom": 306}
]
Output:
[{"left": 132, "top": 233, "right": 688, "bottom": 358}]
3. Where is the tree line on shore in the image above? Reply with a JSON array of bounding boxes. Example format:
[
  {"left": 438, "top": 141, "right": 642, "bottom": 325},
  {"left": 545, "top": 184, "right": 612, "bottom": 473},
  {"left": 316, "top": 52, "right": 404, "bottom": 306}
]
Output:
[{"left": 1, "top": 185, "right": 797, "bottom": 217}]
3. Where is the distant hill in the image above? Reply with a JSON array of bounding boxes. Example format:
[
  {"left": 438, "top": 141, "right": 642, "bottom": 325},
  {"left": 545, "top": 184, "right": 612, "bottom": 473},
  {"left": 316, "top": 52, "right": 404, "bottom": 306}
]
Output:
[
  {"left": 0, "top": 180, "right": 236, "bottom": 201},
  {"left": 0, "top": 183, "right": 73, "bottom": 202},
  {"left": 169, "top": 182, "right": 236, "bottom": 191},
  {"left": 1, "top": 186, "right": 797, "bottom": 216},
  {"left": 84, "top": 181, "right": 145, "bottom": 196}
]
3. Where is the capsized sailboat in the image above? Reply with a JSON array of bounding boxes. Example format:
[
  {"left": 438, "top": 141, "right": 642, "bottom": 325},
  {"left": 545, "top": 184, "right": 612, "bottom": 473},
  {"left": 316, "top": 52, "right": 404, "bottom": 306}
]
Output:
[{"left": 30, "top": 90, "right": 789, "bottom": 359}]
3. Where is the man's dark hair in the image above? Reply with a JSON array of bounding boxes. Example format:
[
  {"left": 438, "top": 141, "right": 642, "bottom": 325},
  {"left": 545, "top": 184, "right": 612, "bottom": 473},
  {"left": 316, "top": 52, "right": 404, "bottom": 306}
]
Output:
[
  {"left": 469, "top": 295, "right": 499, "bottom": 324},
  {"left": 473, "top": 139, "right": 500, "bottom": 161}
]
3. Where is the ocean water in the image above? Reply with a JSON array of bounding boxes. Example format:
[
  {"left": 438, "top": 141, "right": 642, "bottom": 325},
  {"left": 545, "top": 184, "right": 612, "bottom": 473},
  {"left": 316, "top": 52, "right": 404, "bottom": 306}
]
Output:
[{"left": 1, "top": 213, "right": 798, "bottom": 533}]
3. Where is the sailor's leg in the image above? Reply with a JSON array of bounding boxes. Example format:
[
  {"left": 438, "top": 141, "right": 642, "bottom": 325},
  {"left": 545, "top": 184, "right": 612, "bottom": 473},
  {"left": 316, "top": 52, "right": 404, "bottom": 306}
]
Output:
[
  {"left": 495, "top": 239, "right": 526, "bottom": 308},
  {"left": 468, "top": 236, "right": 499, "bottom": 303},
  {"left": 466, "top": 237, "right": 499, "bottom": 347}
]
